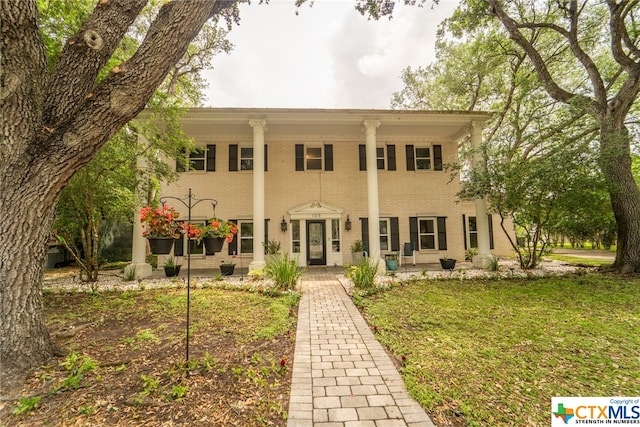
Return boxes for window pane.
[379,220,388,234]
[470,234,478,248]
[307,159,322,170]
[240,147,253,171]
[420,235,435,250]
[380,236,389,250]
[189,239,204,254]
[469,217,477,231]
[416,159,431,170]
[376,147,385,169]
[240,239,253,253]
[332,219,339,240]
[190,159,205,170]
[419,219,434,234]
[241,222,253,237]
[306,147,322,170]
[292,220,300,240]
[415,147,431,170]
[307,147,322,158]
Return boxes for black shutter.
[360,218,369,254]
[229,144,238,172]
[437,217,447,250]
[387,144,396,171]
[390,217,399,251]
[488,214,494,249]
[462,214,467,250]
[228,219,237,255]
[264,144,268,172]
[434,144,443,171]
[406,145,415,171]
[359,144,366,171]
[295,144,304,171]
[324,144,333,171]
[409,217,418,251]
[265,218,269,245]
[206,144,216,171]
[174,235,184,256]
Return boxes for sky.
[202,0,459,109]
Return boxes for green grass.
[543,253,613,266]
[361,274,640,427]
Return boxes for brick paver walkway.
[287,273,436,427]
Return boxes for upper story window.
[405,144,443,171]
[295,144,333,171]
[176,144,216,172]
[229,144,268,172]
[358,144,396,171]
[240,147,253,171]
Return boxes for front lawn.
[1,286,299,426]
[360,274,640,426]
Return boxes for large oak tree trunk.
[487,0,640,273]
[1,0,236,388]
[0,182,63,390]
[600,121,640,273]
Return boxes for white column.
[125,132,153,279]
[471,121,493,269]
[364,120,382,266]
[249,120,267,272]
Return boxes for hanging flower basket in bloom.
[140,205,180,254]
[196,218,238,254]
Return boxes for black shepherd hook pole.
[160,188,217,368]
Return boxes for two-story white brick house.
[129,108,513,276]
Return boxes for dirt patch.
[1,279,298,427]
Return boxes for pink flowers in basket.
[139,205,180,238]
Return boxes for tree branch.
[42,0,147,129]
[42,0,238,193]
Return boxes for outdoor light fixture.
[345,214,352,231]
[281,216,288,232]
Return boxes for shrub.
[346,259,378,290]
[465,247,478,261]
[264,253,302,290]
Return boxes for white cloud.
[202,0,458,109]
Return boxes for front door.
[306,221,326,265]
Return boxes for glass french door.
[306,221,326,265]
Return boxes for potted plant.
[385,253,399,271]
[439,256,457,270]
[219,260,236,276]
[139,204,180,254]
[163,256,181,277]
[351,240,365,265]
[196,218,238,255]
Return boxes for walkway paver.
[287,273,436,427]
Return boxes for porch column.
[249,119,267,272]
[125,132,153,279]
[364,120,382,264]
[471,120,493,269]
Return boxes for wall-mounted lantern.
[345,214,352,231]
[281,216,288,232]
